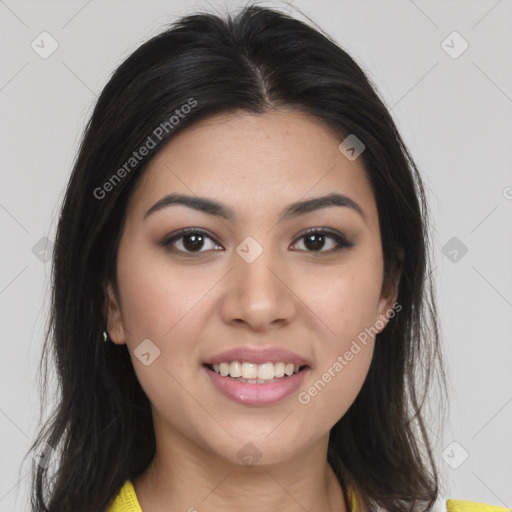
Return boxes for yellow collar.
[107,479,510,512]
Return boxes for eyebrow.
[144,192,366,223]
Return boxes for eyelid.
[160,227,221,252]
[292,227,354,251]
[160,226,354,255]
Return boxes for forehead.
[126,109,377,225]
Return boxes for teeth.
[274,362,285,377]
[257,362,274,380]
[209,361,303,380]
[230,361,241,377]
[242,362,258,379]
[284,363,294,376]
[219,362,230,376]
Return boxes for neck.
[133,425,348,512]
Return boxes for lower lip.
[202,365,310,406]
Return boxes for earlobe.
[104,282,126,345]
[376,292,399,334]
[376,249,404,332]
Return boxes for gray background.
[1,0,511,510]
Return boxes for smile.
[203,363,310,405]
[208,361,304,381]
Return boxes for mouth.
[202,361,310,406]
[203,362,310,384]
[202,346,312,405]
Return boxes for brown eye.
[160,228,222,255]
[291,228,353,254]
[160,226,353,257]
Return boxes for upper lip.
[204,346,311,366]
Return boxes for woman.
[25,4,505,512]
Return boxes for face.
[106,109,400,467]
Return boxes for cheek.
[297,276,379,429]
[116,233,210,342]
[115,233,233,395]
[115,242,213,411]
[294,248,383,421]
[299,344,374,433]
[304,249,384,346]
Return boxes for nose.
[220,247,297,332]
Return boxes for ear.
[104,281,127,345]
[375,247,404,333]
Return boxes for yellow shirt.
[107,479,510,512]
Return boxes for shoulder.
[107,480,142,512]
[106,482,510,512]
[446,499,510,512]
[351,493,509,512]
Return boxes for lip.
[202,365,310,406]
[204,346,312,366]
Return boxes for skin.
[105,109,401,512]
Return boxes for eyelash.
[159,227,354,256]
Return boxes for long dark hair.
[24,4,448,511]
